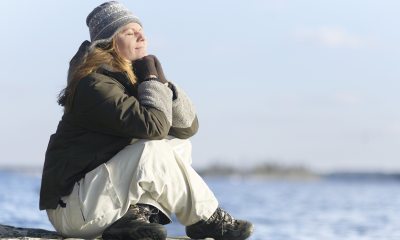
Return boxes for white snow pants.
[46,137,219,239]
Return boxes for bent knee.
[141,139,171,149]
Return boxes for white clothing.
[46,137,218,239]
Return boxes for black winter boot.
[185,207,254,240]
[102,204,167,240]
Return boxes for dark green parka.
[39,66,198,210]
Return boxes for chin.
[137,49,147,56]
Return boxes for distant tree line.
[195,162,400,181]
[195,162,319,180]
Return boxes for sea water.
[0,170,399,240]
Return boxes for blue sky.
[1,0,399,172]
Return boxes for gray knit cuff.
[138,81,173,125]
[169,83,196,128]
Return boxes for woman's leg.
[105,138,219,226]
[47,138,219,238]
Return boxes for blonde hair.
[58,38,136,112]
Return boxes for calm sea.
[0,169,399,240]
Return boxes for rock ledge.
[0,224,198,239]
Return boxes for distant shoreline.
[195,163,400,181]
[1,164,400,181]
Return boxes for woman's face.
[115,22,147,61]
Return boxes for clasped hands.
[132,55,168,85]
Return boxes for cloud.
[294,26,372,49]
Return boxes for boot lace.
[130,204,161,223]
[205,207,239,235]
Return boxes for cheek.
[116,38,133,59]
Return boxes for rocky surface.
[0,224,61,239]
[0,224,197,239]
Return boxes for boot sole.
[129,226,167,240]
[186,221,254,240]
[103,223,167,240]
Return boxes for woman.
[39,1,254,240]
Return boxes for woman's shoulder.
[77,69,126,92]
[73,71,128,105]
[79,70,119,87]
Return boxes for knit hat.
[86,1,142,46]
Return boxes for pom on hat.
[86,1,141,45]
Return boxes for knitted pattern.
[86,1,141,43]
[138,81,173,125]
[170,83,197,128]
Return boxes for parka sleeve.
[71,74,173,139]
[167,82,199,139]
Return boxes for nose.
[135,31,145,42]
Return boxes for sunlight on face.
[114,22,147,61]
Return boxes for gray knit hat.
[86,1,141,45]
